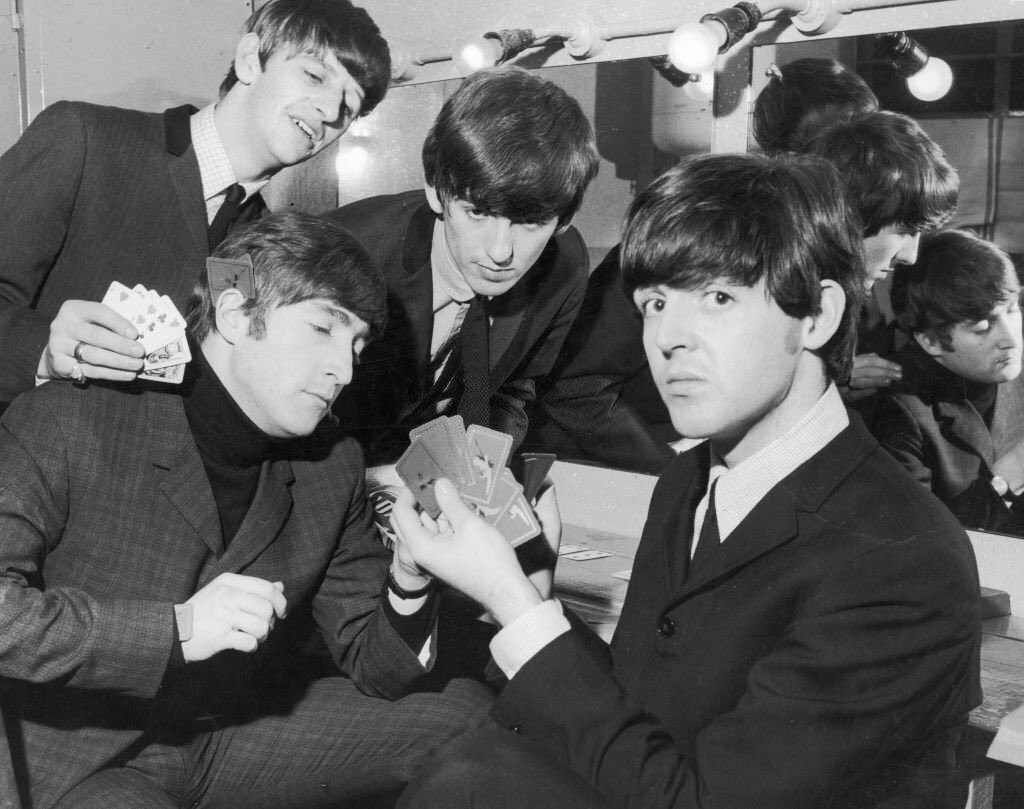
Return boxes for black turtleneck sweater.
[182,347,285,550]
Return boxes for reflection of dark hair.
[188,211,387,342]
[892,229,1018,351]
[422,65,600,227]
[799,110,959,238]
[620,152,865,382]
[753,58,878,155]
[220,0,391,116]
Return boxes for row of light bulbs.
[394,2,954,103]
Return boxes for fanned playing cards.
[101,281,191,384]
[395,416,555,547]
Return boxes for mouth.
[662,374,706,394]
[307,390,334,407]
[291,117,320,148]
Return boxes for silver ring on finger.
[73,341,87,363]
[69,363,88,388]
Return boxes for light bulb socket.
[650,55,692,87]
[481,28,537,64]
[700,2,763,54]
[876,31,929,78]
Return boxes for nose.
[994,313,1023,350]
[649,297,693,356]
[326,344,355,389]
[486,218,514,267]
[897,232,921,266]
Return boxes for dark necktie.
[689,479,721,576]
[208,183,246,251]
[457,296,491,428]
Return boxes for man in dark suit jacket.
[873,229,1024,535]
[327,66,600,465]
[393,154,981,808]
[0,213,492,808]
[0,0,390,407]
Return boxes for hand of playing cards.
[101,281,191,383]
[396,416,555,548]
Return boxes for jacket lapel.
[163,105,208,263]
[674,418,876,600]
[203,459,295,584]
[145,392,223,557]
[936,401,995,465]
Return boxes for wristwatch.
[174,603,194,643]
[992,475,1010,498]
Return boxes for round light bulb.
[667,22,722,75]
[906,56,953,102]
[452,36,503,76]
[334,141,370,180]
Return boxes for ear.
[213,288,250,344]
[914,329,945,358]
[424,183,444,216]
[233,32,263,86]
[802,280,845,351]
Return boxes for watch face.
[992,475,1010,497]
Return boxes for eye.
[311,321,332,336]
[705,289,735,308]
[634,294,664,317]
[969,320,992,335]
[305,69,325,85]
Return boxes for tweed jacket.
[493,416,981,808]
[872,341,1024,533]
[0,379,425,807]
[0,101,264,405]
[326,191,588,464]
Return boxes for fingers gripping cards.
[396,417,550,547]
[101,281,190,383]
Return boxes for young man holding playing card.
[0,0,390,407]
[0,212,492,809]
[327,65,600,465]
[392,153,982,809]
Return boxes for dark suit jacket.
[493,416,981,808]
[525,245,676,475]
[0,101,264,405]
[872,342,1024,534]
[326,191,588,464]
[0,380,426,808]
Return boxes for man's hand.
[842,353,902,401]
[179,573,287,663]
[392,479,543,627]
[37,300,145,382]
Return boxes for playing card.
[474,467,521,522]
[563,549,612,561]
[139,362,186,384]
[612,569,633,581]
[395,437,445,518]
[409,417,465,487]
[443,415,475,486]
[519,452,556,503]
[558,543,589,556]
[144,336,191,370]
[463,425,513,505]
[491,491,542,547]
[101,281,145,320]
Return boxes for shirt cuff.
[490,599,571,680]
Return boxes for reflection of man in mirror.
[873,229,1024,534]
[800,110,960,401]
[392,153,981,809]
[327,65,600,465]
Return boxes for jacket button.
[511,724,523,735]
[657,617,675,638]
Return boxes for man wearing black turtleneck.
[0,212,492,809]
[873,229,1024,534]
